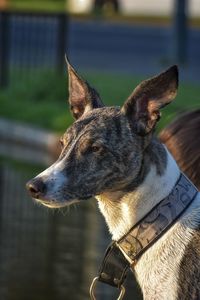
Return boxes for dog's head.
[26,61,178,208]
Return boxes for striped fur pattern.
[26,63,200,299]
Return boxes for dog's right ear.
[66,57,104,120]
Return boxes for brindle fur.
[26,62,200,299]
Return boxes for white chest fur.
[96,149,200,299]
[97,149,180,241]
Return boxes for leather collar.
[90,173,198,298]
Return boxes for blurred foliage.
[5,1,200,27]
[0,70,199,133]
[9,0,66,12]
[0,155,43,174]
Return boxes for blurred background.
[0,0,199,299]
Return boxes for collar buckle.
[90,276,126,300]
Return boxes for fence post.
[0,11,9,88]
[57,13,68,73]
[0,166,2,230]
[173,0,188,64]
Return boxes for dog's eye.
[91,145,102,152]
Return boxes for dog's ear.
[66,58,103,119]
[121,65,178,135]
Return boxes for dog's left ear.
[66,58,104,119]
[121,65,178,135]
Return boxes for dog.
[26,62,200,300]
[159,109,200,190]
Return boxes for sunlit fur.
[97,149,180,240]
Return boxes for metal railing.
[0,9,68,88]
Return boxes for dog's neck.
[96,144,180,241]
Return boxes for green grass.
[0,155,43,174]
[0,70,200,133]
[9,0,65,12]
[71,14,200,28]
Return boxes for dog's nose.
[26,179,46,198]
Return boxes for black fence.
[0,162,102,300]
[0,160,142,300]
[0,10,68,88]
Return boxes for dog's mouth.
[33,194,93,208]
[34,196,80,208]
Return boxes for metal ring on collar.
[89,276,126,300]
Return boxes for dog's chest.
[134,229,184,299]
[134,195,200,300]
